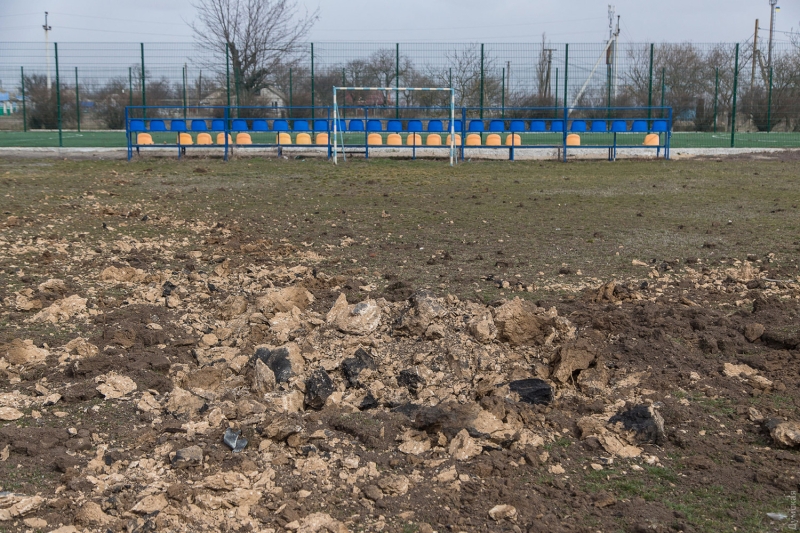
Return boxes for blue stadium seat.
[130,120,145,131]
[652,120,668,132]
[252,119,269,131]
[313,119,329,131]
[530,120,546,132]
[386,120,403,132]
[509,120,526,132]
[468,120,484,132]
[293,120,310,131]
[550,120,564,132]
[427,120,444,132]
[611,120,627,132]
[170,120,187,132]
[333,119,347,132]
[489,120,505,132]
[570,120,587,132]
[590,120,607,132]
[231,119,249,131]
[631,120,648,132]
[407,120,423,132]
[149,120,166,131]
[272,119,289,131]
[348,120,364,131]
[191,119,207,131]
[210,119,225,131]
[367,119,383,132]
[447,120,462,132]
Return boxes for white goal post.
[332,86,456,166]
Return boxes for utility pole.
[768,0,777,70]
[506,61,511,104]
[43,12,52,91]
[607,6,621,100]
[544,49,555,98]
[751,19,759,92]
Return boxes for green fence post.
[766,66,773,132]
[730,43,739,148]
[395,43,399,119]
[55,43,62,147]
[713,67,718,133]
[182,65,187,120]
[140,43,146,120]
[20,67,27,132]
[234,67,240,118]
[501,67,505,119]
[647,43,654,121]
[310,43,315,120]
[660,67,666,118]
[564,44,569,110]
[128,67,133,109]
[289,67,292,110]
[75,67,80,132]
[225,44,231,110]
[479,43,484,119]
[554,67,558,111]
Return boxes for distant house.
[0,93,18,116]
[258,86,286,108]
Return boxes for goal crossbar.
[332,86,455,166]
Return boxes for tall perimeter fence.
[1,40,799,148]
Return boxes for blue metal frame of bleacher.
[125,105,672,161]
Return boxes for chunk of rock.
[508,379,553,405]
[0,494,45,521]
[64,337,98,358]
[743,323,765,342]
[468,312,496,343]
[723,363,758,378]
[131,493,168,514]
[259,286,315,313]
[576,365,609,395]
[398,367,427,395]
[100,266,146,283]
[448,429,483,461]
[0,407,24,421]
[166,387,206,418]
[377,474,410,496]
[95,372,137,399]
[14,291,41,311]
[488,504,517,521]
[295,512,348,533]
[3,339,49,366]
[32,295,87,323]
[766,419,800,447]
[172,445,203,467]
[218,294,248,319]
[492,298,549,346]
[326,293,381,336]
[304,369,335,410]
[552,339,596,383]
[609,404,666,445]
[341,347,377,388]
[254,343,304,383]
[223,428,248,452]
[74,501,113,527]
[252,358,277,395]
[395,290,447,336]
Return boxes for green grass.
[2,129,800,149]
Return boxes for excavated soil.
[0,158,799,533]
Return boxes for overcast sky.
[1,0,798,44]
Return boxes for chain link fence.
[1,40,798,147]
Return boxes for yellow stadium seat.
[296,133,312,145]
[315,133,329,145]
[566,133,581,146]
[505,134,522,146]
[277,132,292,144]
[485,134,501,146]
[216,133,233,145]
[445,134,461,145]
[407,133,423,146]
[236,133,252,145]
[136,133,153,145]
[368,133,383,145]
[466,134,482,146]
[196,133,213,145]
[426,134,442,146]
[177,132,193,145]
[387,133,402,146]
[643,133,659,146]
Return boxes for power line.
[50,12,189,27]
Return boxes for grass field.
[2,129,800,150]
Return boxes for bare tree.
[191,0,318,100]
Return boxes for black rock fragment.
[342,348,377,388]
[397,368,426,395]
[222,428,248,453]
[609,404,665,445]
[509,379,553,405]
[304,369,335,410]
[255,347,294,383]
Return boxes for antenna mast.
[43,12,52,91]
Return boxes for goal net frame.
[332,86,456,166]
